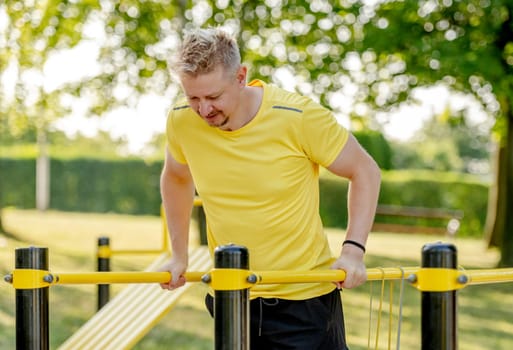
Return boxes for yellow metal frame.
[207,269,254,290]
[11,269,52,289]
[466,268,513,285]
[8,266,513,291]
[95,198,204,259]
[7,198,209,289]
[409,268,467,292]
[97,245,112,259]
[252,269,346,284]
[10,269,204,290]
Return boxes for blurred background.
[2,2,513,349]
[1,0,512,265]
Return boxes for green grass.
[1,208,511,349]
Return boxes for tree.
[353,0,513,265]
[0,0,185,233]
[199,1,512,264]
[392,106,492,173]
[0,1,103,233]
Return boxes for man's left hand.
[331,248,367,289]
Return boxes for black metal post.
[97,236,111,310]
[214,244,250,350]
[15,246,49,350]
[197,206,208,245]
[421,242,457,350]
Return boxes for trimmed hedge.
[0,158,489,237]
[0,158,163,216]
[319,169,489,238]
[0,158,36,207]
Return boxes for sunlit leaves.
[0,1,101,141]
[363,0,511,103]
[2,0,511,140]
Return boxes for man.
[159,27,381,349]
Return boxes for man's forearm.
[345,165,381,245]
[160,173,196,260]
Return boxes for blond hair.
[175,28,241,77]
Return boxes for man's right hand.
[158,256,188,290]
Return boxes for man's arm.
[159,148,196,290]
[327,133,381,289]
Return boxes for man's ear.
[236,66,247,86]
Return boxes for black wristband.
[342,239,366,253]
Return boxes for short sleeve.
[166,110,187,164]
[301,104,349,167]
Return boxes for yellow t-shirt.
[166,80,349,300]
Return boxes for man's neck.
[222,86,263,131]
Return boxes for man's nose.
[198,100,212,117]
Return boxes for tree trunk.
[500,111,513,267]
[0,209,5,233]
[486,143,506,248]
[0,163,7,234]
[495,0,513,267]
[487,108,513,267]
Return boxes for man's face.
[180,66,245,130]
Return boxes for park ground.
[0,208,511,350]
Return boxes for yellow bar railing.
[54,271,205,285]
[95,198,205,259]
[9,266,513,291]
[465,268,513,285]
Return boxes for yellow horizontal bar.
[253,267,418,285]
[51,271,204,285]
[254,270,346,284]
[12,267,419,289]
[466,268,513,285]
[10,266,513,290]
[366,267,419,281]
[7,267,421,290]
[194,196,202,206]
[110,249,168,256]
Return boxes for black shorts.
[205,288,348,350]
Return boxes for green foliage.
[46,130,133,159]
[380,170,489,237]
[0,158,163,215]
[319,169,489,237]
[418,140,461,172]
[0,144,39,159]
[0,129,138,160]
[1,156,488,237]
[0,1,101,140]
[51,159,162,215]
[353,130,392,170]
[0,158,36,208]
[388,106,493,173]
[392,138,464,172]
[355,1,512,263]
[362,1,511,87]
